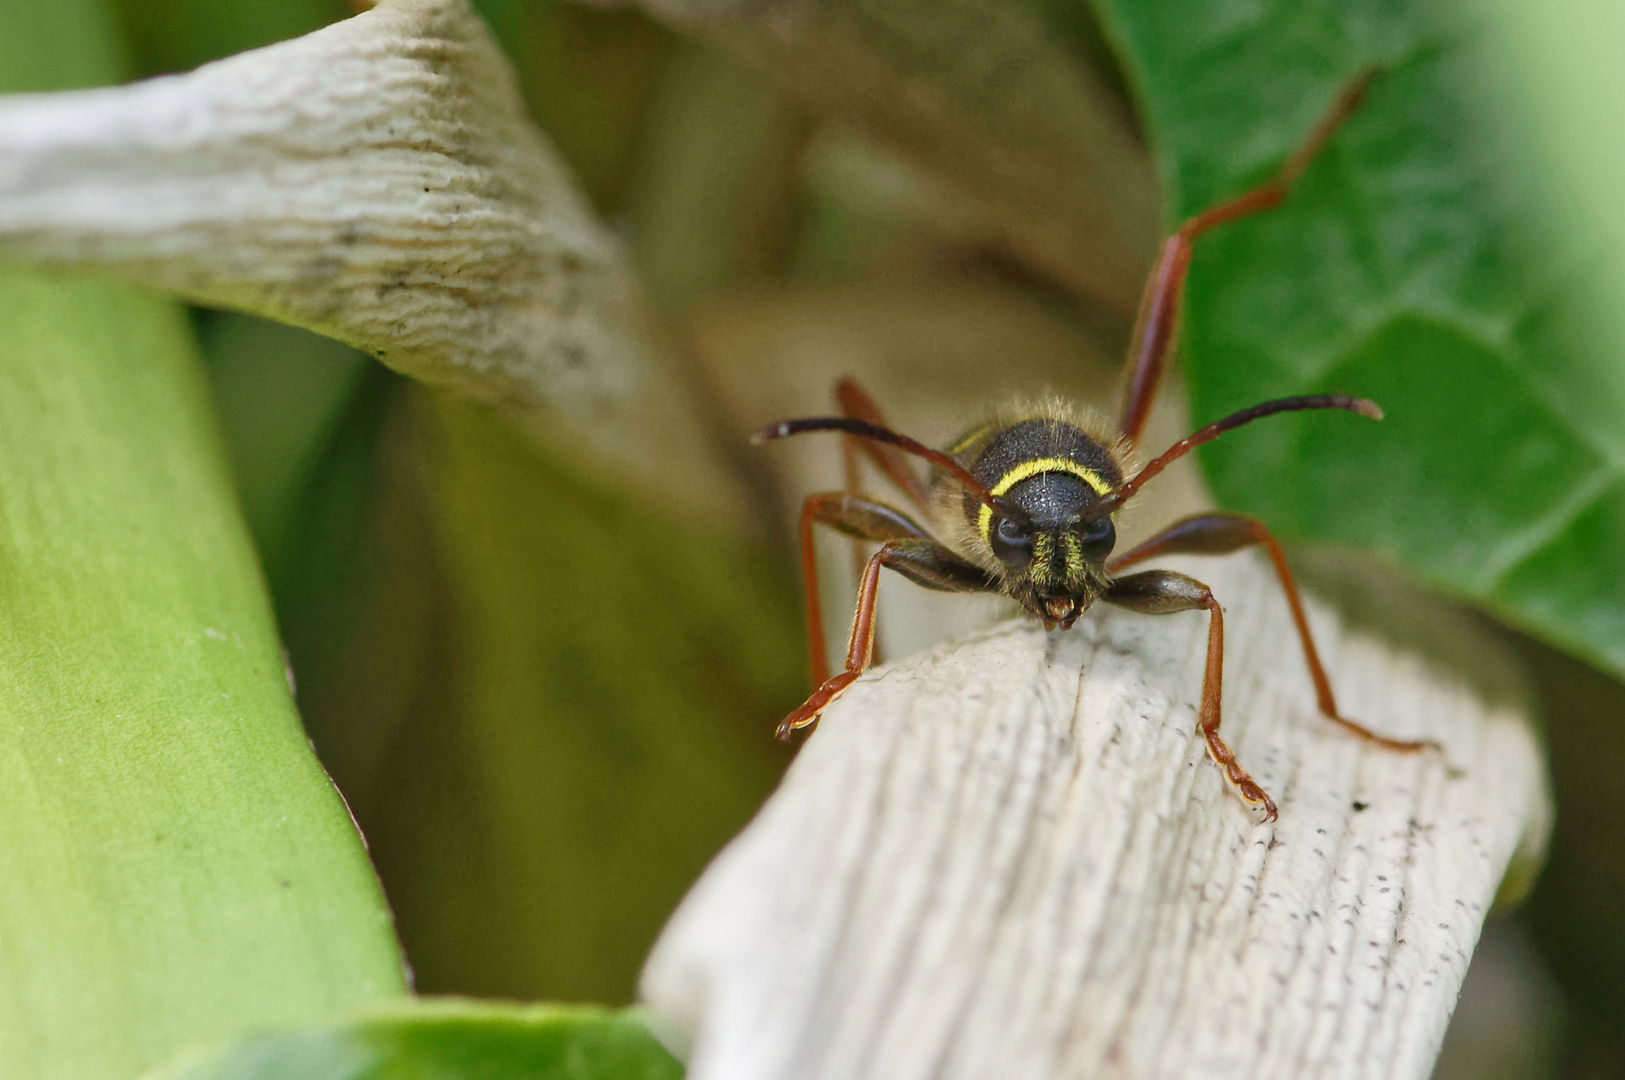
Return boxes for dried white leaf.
[0,0,733,505]
[641,553,1550,1080]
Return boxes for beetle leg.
[833,378,929,600]
[1105,569,1277,821]
[1119,70,1375,445]
[799,493,936,687]
[835,376,935,512]
[783,528,998,740]
[1111,511,1438,754]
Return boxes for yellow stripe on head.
[978,458,1113,547]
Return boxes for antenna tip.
[1353,398,1384,421]
[750,422,789,446]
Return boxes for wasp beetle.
[756,70,1437,821]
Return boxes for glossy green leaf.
[148,1000,682,1080]
[1089,0,1625,679]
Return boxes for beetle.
[755,70,1435,821]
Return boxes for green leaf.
[105,0,349,78]
[320,394,798,1003]
[0,4,407,1075]
[202,313,370,576]
[0,0,128,92]
[146,1000,683,1080]
[1089,0,1625,680]
[0,272,407,1079]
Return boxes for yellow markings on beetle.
[978,457,1114,547]
[1062,530,1086,582]
[1029,533,1055,586]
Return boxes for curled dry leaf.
[619,0,1160,313]
[0,0,736,510]
[641,552,1550,1080]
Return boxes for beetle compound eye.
[1079,515,1116,562]
[991,516,1034,569]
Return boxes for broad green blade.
[146,1000,682,1080]
[1089,0,1625,680]
[0,3,406,1075]
[0,273,407,1079]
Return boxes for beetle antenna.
[1086,394,1382,517]
[754,417,1031,525]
